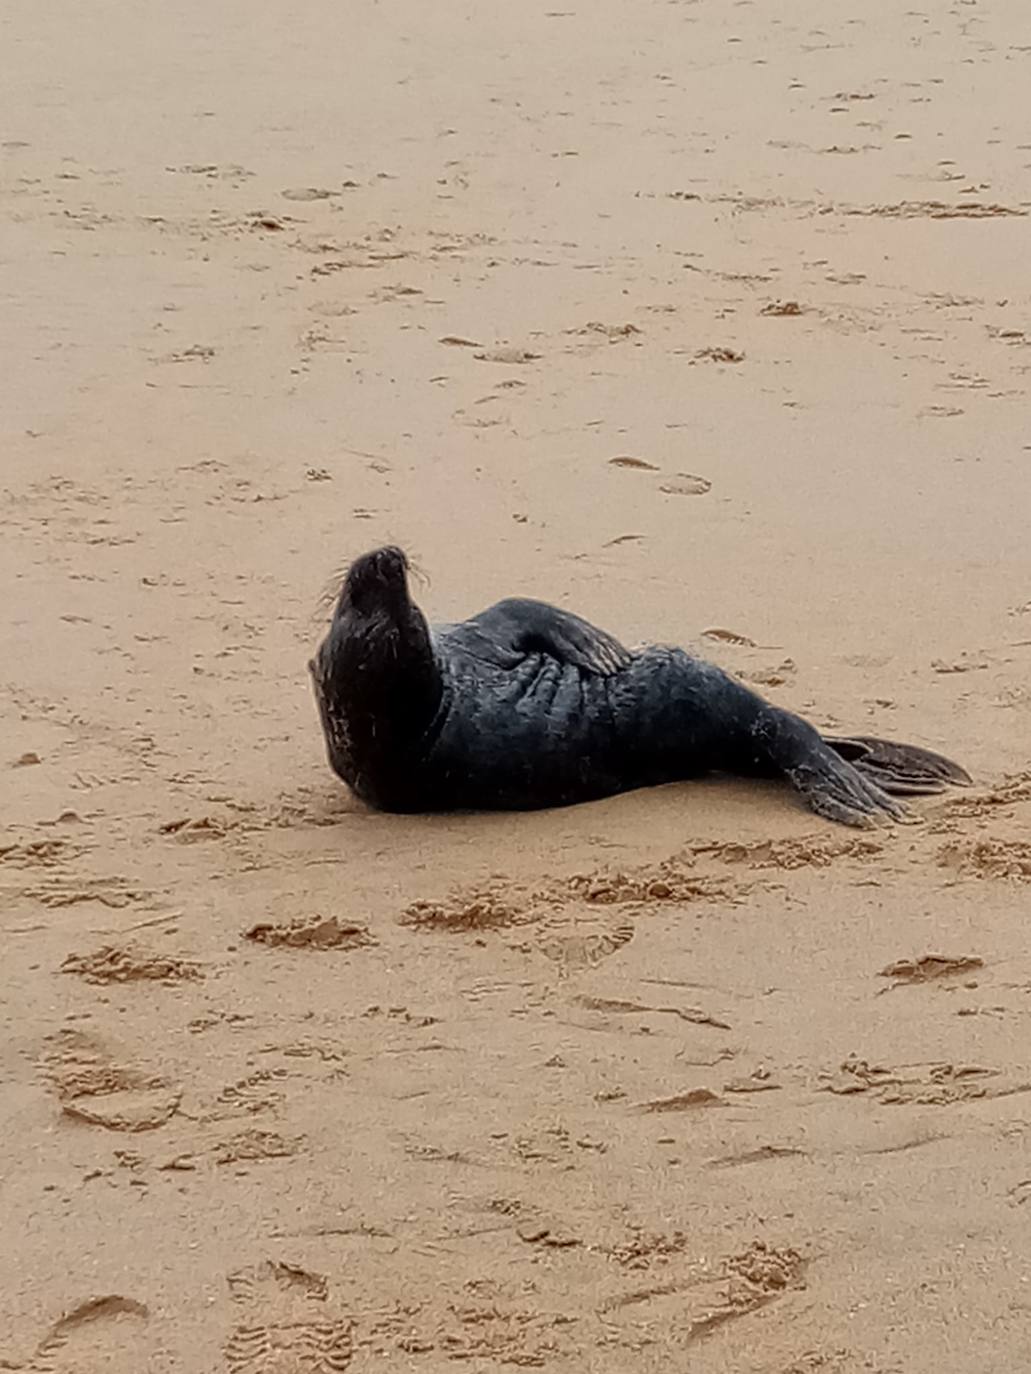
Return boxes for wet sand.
[2,1,1031,1369]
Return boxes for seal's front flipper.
[824,735,972,795]
[462,597,633,675]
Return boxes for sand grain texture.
[2,1,1030,1370]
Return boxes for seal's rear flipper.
[823,735,971,795]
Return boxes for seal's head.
[339,544,411,618]
[310,545,442,809]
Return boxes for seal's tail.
[823,735,972,796]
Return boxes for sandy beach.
[2,1,1031,1369]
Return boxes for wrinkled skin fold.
[309,546,971,827]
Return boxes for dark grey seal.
[309,546,970,826]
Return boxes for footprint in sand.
[60,944,202,985]
[938,837,1031,879]
[214,1129,305,1167]
[878,954,984,987]
[659,474,712,496]
[517,920,635,977]
[609,455,659,470]
[208,1069,288,1121]
[281,186,338,202]
[819,1055,1029,1106]
[24,1295,150,1374]
[244,914,376,950]
[224,1260,353,1373]
[40,1029,181,1134]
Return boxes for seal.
[309,546,970,826]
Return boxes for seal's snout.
[372,545,409,577]
[342,544,411,614]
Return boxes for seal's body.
[310,547,969,826]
